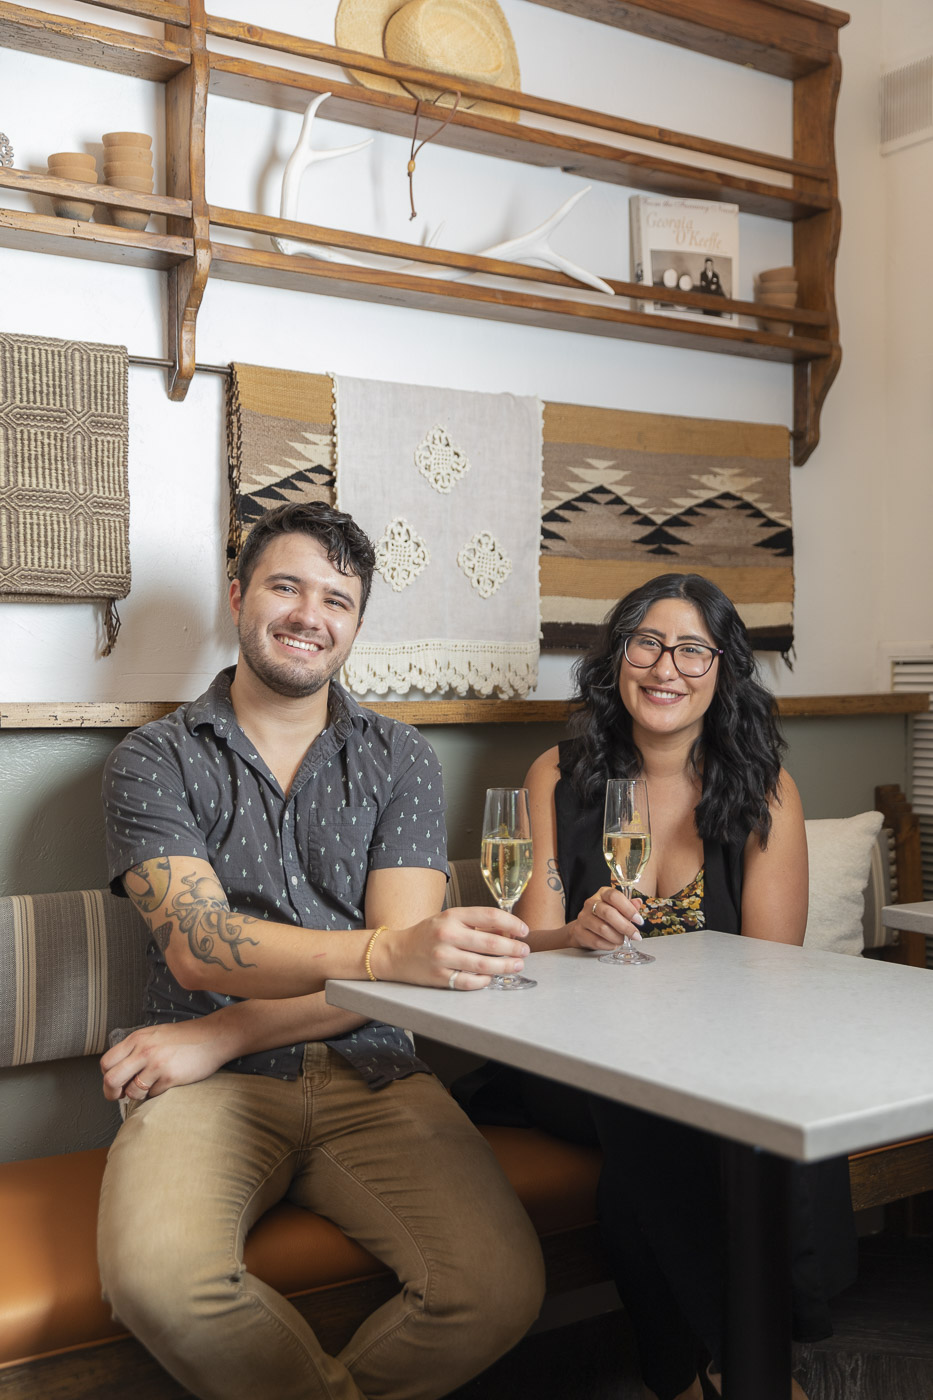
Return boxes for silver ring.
[592,900,599,916]
[448,970,459,991]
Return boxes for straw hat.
[335,0,521,122]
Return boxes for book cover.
[630,195,739,323]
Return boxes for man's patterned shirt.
[103,668,447,1088]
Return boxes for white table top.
[882,901,933,935]
[327,932,933,1163]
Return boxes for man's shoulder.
[105,674,231,775]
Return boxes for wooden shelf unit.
[0,0,848,460]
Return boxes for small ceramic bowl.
[106,175,153,192]
[102,131,152,149]
[48,151,96,168]
[48,166,98,186]
[757,266,796,282]
[758,318,794,336]
[110,208,152,231]
[103,146,152,166]
[755,279,797,297]
[103,161,154,180]
[758,290,797,306]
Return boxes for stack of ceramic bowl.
[46,151,97,221]
[755,266,798,335]
[102,131,153,231]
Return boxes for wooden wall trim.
[0,694,926,729]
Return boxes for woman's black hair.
[566,573,786,846]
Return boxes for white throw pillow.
[804,811,884,956]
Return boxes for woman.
[509,574,855,1400]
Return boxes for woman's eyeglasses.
[622,633,722,678]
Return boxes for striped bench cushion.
[0,890,146,1068]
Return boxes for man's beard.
[237,620,347,699]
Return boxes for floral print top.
[639,868,706,937]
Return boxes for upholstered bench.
[0,791,929,1398]
[0,873,605,1399]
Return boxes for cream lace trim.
[343,640,539,698]
[415,424,471,494]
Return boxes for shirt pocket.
[299,807,378,911]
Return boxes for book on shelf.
[629,195,739,323]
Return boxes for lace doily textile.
[334,374,543,697]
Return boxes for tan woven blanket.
[0,332,129,653]
[227,366,793,658]
[226,362,335,577]
[541,404,792,654]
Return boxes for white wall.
[1,0,927,704]
[879,0,933,666]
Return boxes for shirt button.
[291,875,298,886]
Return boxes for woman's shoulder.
[773,767,804,817]
[525,745,562,789]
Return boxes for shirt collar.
[185,669,369,753]
[186,667,238,737]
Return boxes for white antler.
[272,98,613,295]
[272,93,375,267]
[470,189,613,295]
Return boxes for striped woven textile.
[0,333,130,653]
[0,890,147,1068]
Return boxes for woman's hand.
[100,1018,238,1103]
[568,886,646,951]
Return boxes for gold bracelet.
[365,926,388,982]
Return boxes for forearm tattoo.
[547,858,566,912]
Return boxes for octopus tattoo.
[170,874,260,971]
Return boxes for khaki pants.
[98,1044,544,1400]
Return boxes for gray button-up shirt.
[103,668,446,1087]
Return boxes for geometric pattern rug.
[226,362,335,578]
[227,365,793,655]
[541,402,793,653]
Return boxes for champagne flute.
[480,787,537,991]
[599,778,655,966]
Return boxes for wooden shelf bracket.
[165,0,211,401]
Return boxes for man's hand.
[373,906,530,990]
[100,1019,238,1102]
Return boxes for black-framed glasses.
[622,633,722,678]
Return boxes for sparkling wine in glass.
[600,778,655,966]
[480,787,537,991]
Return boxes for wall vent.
[880,56,933,154]
[891,654,933,967]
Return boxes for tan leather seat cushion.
[0,1127,600,1367]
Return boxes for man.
[97,501,544,1400]
[699,256,726,316]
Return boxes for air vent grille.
[881,56,933,154]
[891,656,933,967]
